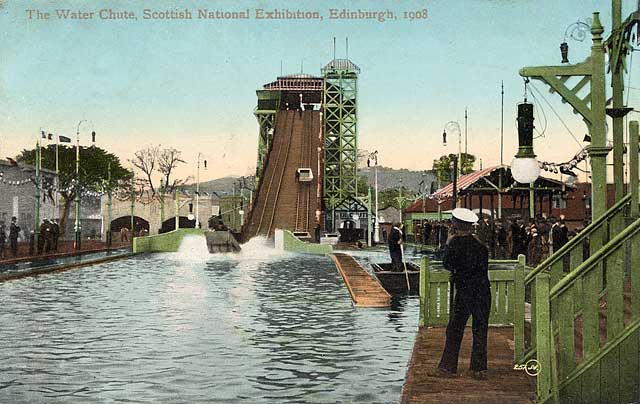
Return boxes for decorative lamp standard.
[510,101,540,184]
[367,150,379,243]
[443,121,462,176]
[511,100,539,219]
[443,131,459,209]
[74,120,95,250]
[196,153,207,229]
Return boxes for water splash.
[175,235,210,260]
[236,236,292,262]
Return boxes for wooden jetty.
[331,253,391,307]
[400,326,536,404]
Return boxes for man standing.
[9,216,20,258]
[430,208,491,380]
[51,219,60,252]
[0,220,6,259]
[388,222,403,271]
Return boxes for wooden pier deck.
[401,326,536,404]
[331,253,391,307]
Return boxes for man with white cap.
[430,207,491,380]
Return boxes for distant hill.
[189,168,438,196]
[359,166,438,193]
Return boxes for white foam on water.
[175,235,210,261]
[235,236,293,262]
[170,234,293,265]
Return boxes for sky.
[1,0,639,184]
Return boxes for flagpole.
[35,131,42,251]
[55,136,59,220]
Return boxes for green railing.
[534,216,640,404]
[419,256,527,328]
[515,193,633,362]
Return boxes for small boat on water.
[205,230,241,253]
[372,262,421,295]
[205,216,241,253]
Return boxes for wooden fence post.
[419,255,429,327]
[535,272,553,402]
[514,254,526,361]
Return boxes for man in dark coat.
[431,208,491,380]
[388,222,403,271]
[51,219,60,252]
[0,220,6,259]
[9,216,20,258]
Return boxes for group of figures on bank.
[0,217,61,259]
[416,215,583,266]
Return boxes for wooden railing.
[419,256,527,328]
[534,216,640,403]
[515,193,633,362]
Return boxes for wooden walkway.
[401,327,536,404]
[331,253,391,307]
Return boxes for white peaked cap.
[451,208,479,224]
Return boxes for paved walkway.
[401,326,536,404]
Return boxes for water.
[0,239,419,404]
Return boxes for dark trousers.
[438,284,491,372]
[390,249,403,271]
[10,238,18,257]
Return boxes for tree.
[130,145,187,195]
[378,186,416,210]
[17,145,132,239]
[432,153,476,184]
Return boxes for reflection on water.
[0,244,418,404]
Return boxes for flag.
[41,130,46,139]
[48,133,53,140]
[59,135,71,143]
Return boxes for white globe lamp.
[511,101,540,184]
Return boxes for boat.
[371,262,421,295]
[205,215,241,253]
[205,230,241,253]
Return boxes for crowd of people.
[0,216,61,258]
[416,214,584,266]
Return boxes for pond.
[0,236,419,404]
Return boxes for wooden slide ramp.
[331,253,391,307]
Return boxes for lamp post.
[443,130,460,208]
[106,162,112,247]
[443,121,462,176]
[368,151,379,243]
[196,153,207,229]
[159,178,165,232]
[74,120,95,250]
[511,100,540,220]
[34,132,42,250]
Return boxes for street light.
[74,119,95,250]
[443,121,462,176]
[511,101,540,184]
[560,20,591,63]
[196,153,207,229]
[367,150,379,243]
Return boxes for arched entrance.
[111,216,150,237]
[160,216,196,233]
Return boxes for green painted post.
[175,188,180,230]
[606,248,625,341]
[583,262,601,358]
[160,178,165,231]
[514,254,526,361]
[611,0,624,205]
[419,256,427,326]
[588,13,609,251]
[535,272,553,402]
[420,256,430,327]
[34,140,41,250]
[631,121,639,218]
[557,285,576,381]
